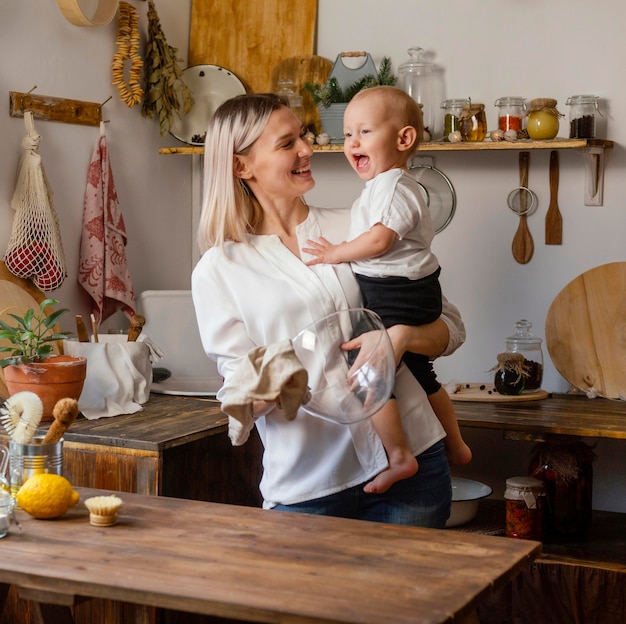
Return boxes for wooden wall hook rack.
[9,90,103,127]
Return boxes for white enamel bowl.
[291,308,396,425]
[446,477,493,528]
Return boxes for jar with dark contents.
[529,438,595,541]
[505,476,545,540]
[441,98,469,141]
[491,353,527,395]
[505,319,543,391]
[494,97,526,133]
[459,102,487,142]
[566,95,599,138]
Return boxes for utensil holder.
[9,433,63,503]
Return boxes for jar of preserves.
[505,476,545,541]
[441,98,470,141]
[566,94,599,138]
[494,97,526,133]
[525,98,563,139]
[459,102,487,142]
[491,353,526,395]
[529,438,595,541]
[505,319,543,391]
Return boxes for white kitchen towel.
[78,122,135,325]
[220,340,311,446]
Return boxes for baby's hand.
[302,236,342,266]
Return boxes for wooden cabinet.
[452,393,626,624]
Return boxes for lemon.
[16,474,80,519]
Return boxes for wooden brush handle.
[127,314,145,342]
[42,398,79,443]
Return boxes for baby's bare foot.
[364,455,418,494]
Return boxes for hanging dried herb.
[141,0,194,136]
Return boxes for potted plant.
[305,56,396,143]
[0,299,86,422]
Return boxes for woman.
[192,93,465,527]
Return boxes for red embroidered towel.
[78,123,135,324]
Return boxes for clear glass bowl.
[291,308,396,425]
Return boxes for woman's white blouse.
[192,206,456,509]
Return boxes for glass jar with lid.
[276,78,305,126]
[505,476,545,541]
[494,97,526,133]
[458,102,487,142]
[398,47,445,140]
[529,438,595,541]
[566,94,600,138]
[505,319,544,391]
[525,98,563,139]
[441,98,470,141]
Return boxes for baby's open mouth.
[354,154,370,170]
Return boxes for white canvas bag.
[63,335,159,419]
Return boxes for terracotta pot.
[3,355,87,422]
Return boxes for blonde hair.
[351,86,424,157]
[197,93,288,254]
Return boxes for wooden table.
[0,488,541,624]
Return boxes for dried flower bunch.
[141,0,194,135]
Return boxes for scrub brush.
[42,398,79,444]
[84,495,123,526]
[0,392,43,444]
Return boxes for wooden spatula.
[512,151,534,264]
[545,150,563,245]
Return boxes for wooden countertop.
[454,393,626,440]
[57,393,226,452]
[0,488,541,624]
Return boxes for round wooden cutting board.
[545,262,626,399]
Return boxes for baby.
[303,86,471,493]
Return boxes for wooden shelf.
[453,499,626,572]
[159,137,614,205]
[159,137,613,155]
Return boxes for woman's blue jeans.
[272,440,452,528]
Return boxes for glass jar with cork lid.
[525,98,563,139]
[458,102,487,142]
[505,319,543,391]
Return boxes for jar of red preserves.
[529,438,595,541]
[494,97,526,134]
[505,476,545,541]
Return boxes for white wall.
[0,1,623,511]
[0,1,194,332]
